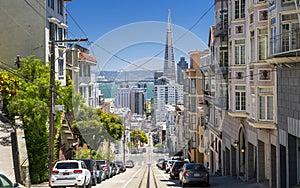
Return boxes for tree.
[130,129,148,146]
[2,56,74,183]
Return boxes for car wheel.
[181,180,186,187]
[97,176,101,183]
[87,179,92,188]
[92,176,97,186]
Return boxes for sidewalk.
[210,175,268,188]
[31,182,49,188]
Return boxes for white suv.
[50,160,91,188]
[166,160,177,173]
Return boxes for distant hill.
[96,70,157,83]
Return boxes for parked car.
[179,163,210,187]
[170,160,189,179]
[78,158,98,186]
[50,160,91,188]
[0,173,19,187]
[125,160,135,168]
[166,159,177,173]
[95,164,104,183]
[115,161,126,172]
[110,162,118,176]
[96,160,112,179]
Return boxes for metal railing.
[270,28,300,55]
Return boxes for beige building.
[183,51,207,163]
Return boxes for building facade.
[268,0,300,187]
[0,0,71,86]
[177,57,189,85]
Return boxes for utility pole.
[48,22,55,184]
[48,21,88,183]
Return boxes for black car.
[170,160,189,179]
[115,161,126,172]
[78,158,98,186]
[179,163,209,187]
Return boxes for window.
[192,133,196,149]
[235,0,245,19]
[191,96,196,112]
[191,79,196,94]
[250,87,256,119]
[88,86,92,98]
[270,26,276,54]
[79,63,83,77]
[57,0,63,15]
[250,70,254,81]
[235,40,245,65]
[58,51,64,77]
[282,18,300,52]
[259,88,273,120]
[191,114,196,130]
[220,47,228,67]
[250,13,254,24]
[58,28,63,41]
[250,31,255,62]
[259,70,271,80]
[259,10,268,21]
[258,28,268,60]
[235,25,244,34]
[48,0,54,9]
[235,86,246,111]
[235,71,244,79]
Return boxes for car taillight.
[103,165,108,169]
[52,170,59,175]
[73,169,83,174]
[183,171,189,177]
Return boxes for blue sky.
[66,1,214,71]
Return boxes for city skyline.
[66,1,214,72]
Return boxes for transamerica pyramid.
[163,9,176,83]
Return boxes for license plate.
[194,173,200,177]
[63,172,69,175]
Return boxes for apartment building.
[183,51,207,163]
[203,0,300,187]
[0,0,71,86]
[268,1,300,187]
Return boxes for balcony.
[215,21,228,37]
[270,29,300,60]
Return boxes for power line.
[65,2,214,73]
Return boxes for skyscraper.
[177,57,188,85]
[163,9,176,82]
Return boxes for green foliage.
[74,146,93,159]
[130,129,148,145]
[126,142,134,149]
[4,56,51,183]
[1,56,75,184]
[155,143,163,148]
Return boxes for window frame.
[235,39,246,65]
[258,87,274,121]
[235,85,246,111]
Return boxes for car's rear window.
[81,160,92,168]
[56,162,79,169]
[186,164,206,171]
[97,161,105,165]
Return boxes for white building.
[115,87,131,109]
